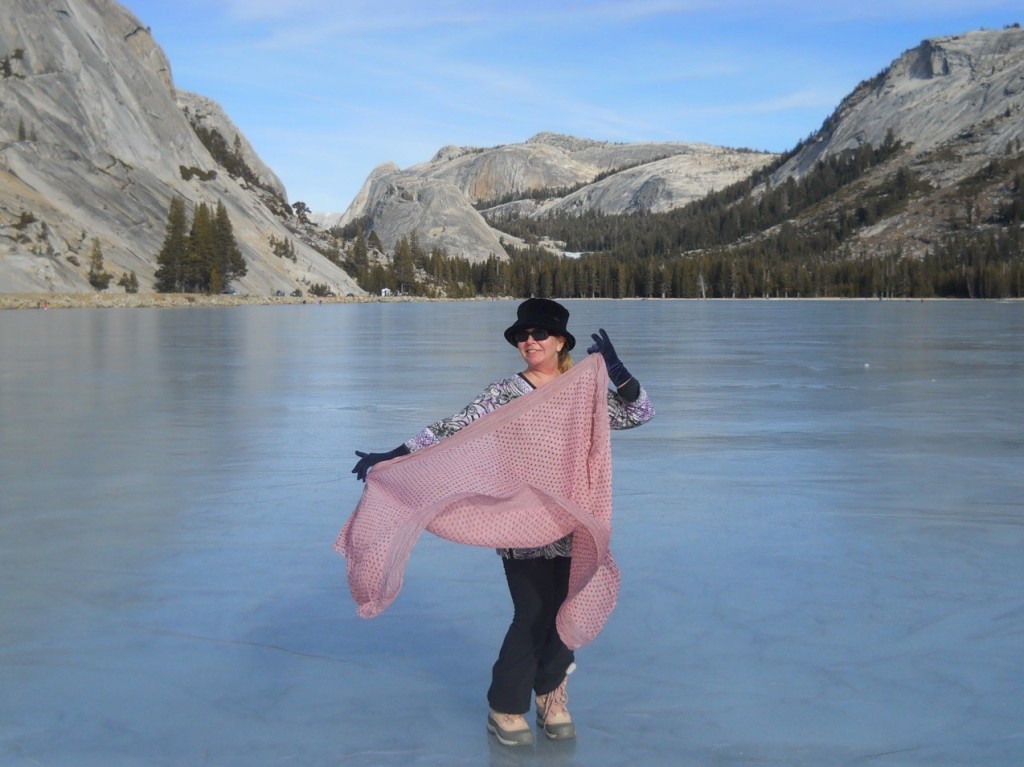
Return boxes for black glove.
[352,444,410,481]
[587,328,632,387]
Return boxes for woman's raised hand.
[587,328,632,387]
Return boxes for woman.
[352,298,654,746]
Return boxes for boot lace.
[492,711,528,730]
[538,675,570,722]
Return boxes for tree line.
[346,132,1023,299]
[155,198,246,293]
[490,132,906,256]
[335,227,1024,300]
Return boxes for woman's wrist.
[616,377,641,402]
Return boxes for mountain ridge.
[2,1,1021,297]
[772,25,1024,263]
[323,26,1023,274]
[316,133,775,262]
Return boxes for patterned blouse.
[404,369,655,559]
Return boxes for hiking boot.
[487,710,534,747]
[535,670,576,740]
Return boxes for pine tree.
[88,238,112,290]
[154,197,190,292]
[186,202,215,293]
[213,200,246,291]
[117,271,140,293]
[392,236,416,294]
[353,229,368,269]
[408,231,426,270]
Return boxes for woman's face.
[517,328,565,371]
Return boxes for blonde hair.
[557,342,573,373]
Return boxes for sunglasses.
[513,328,554,343]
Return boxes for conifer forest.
[336,136,1024,300]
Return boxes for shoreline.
[1,293,1016,310]
[0,292,448,310]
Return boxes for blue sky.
[121,1,1021,213]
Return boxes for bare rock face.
[778,27,1024,181]
[767,25,1024,262]
[417,141,597,204]
[362,173,509,261]
[323,131,777,263]
[175,91,287,202]
[532,147,776,217]
[0,0,362,296]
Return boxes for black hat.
[503,298,576,350]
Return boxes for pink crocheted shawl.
[335,353,617,649]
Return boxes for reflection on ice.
[1,301,1022,766]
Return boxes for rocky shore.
[0,292,396,310]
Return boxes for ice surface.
[1,300,1022,766]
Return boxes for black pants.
[487,556,575,714]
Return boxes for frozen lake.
[1,299,1022,766]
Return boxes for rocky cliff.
[319,133,776,262]
[773,25,1024,260]
[780,27,1024,181]
[0,0,362,295]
